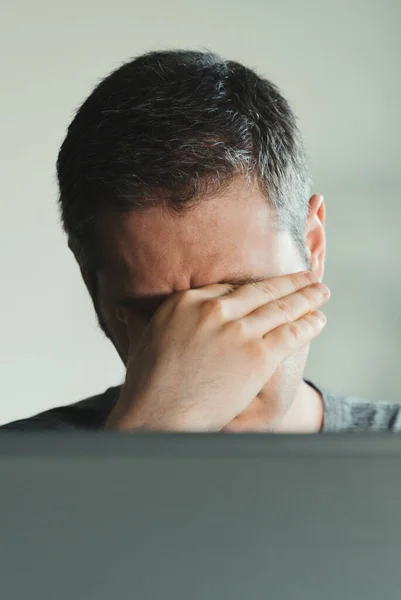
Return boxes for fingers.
[243,281,330,337]
[262,309,327,364]
[212,270,319,321]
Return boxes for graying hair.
[57,49,312,272]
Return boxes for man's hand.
[105,271,330,431]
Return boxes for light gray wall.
[1,0,400,424]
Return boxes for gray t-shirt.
[312,383,401,432]
[1,380,400,431]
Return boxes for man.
[2,49,400,432]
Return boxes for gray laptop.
[0,433,400,599]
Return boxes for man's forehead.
[94,184,276,271]
[93,189,293,312]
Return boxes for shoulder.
[321,386,401,432]
[0,386,121,431]
[340,395,401,432]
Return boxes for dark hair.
[57,49,311,273]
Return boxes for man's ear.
[305,194,326,281]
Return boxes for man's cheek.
[114,314,149,362]
[113,318,130,359]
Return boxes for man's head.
[56,49,325,429]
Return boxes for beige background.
[1,0,400,425]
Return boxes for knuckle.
[287,320,303,342]
[293,271,313,286]
[274,299,292,321]
[199,298,227,321]
[252,281,275,302]
[245,338,267,363]
[224,318,248,338]
[287,313,319,344]
[304,312,320,330]
[289,272,304,289]
[300,286,318,303]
